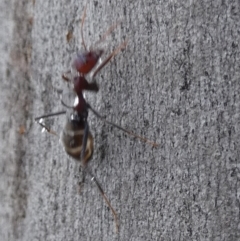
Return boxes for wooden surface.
[0,0,240,240]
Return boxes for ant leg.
[62,71,72,82]
[76,119,89,193]
[61,99,75,109]
[84,166,119,233]
[80,119,119,232]
[80,118,89,165]
[87,105,159,147]
[80,4,88,50]
[35,111,66,121]
[35,111,66,136]
[77,165,86,193]
[92,40,128,79]
[36,121,58,136]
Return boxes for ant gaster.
[35,5,158,233]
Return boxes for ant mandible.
[35,5,158,233]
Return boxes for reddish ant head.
[73,76,99,95]
[73,50,104,75]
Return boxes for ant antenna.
[81,4,88,50]
[92,40,128,79]
[81,4,122,52]
[91,21,122,49]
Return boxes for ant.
[35,5,158,233]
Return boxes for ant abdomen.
[60,119,93,166]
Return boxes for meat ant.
[35,5,158,233]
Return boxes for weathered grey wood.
[1,0,240,240]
